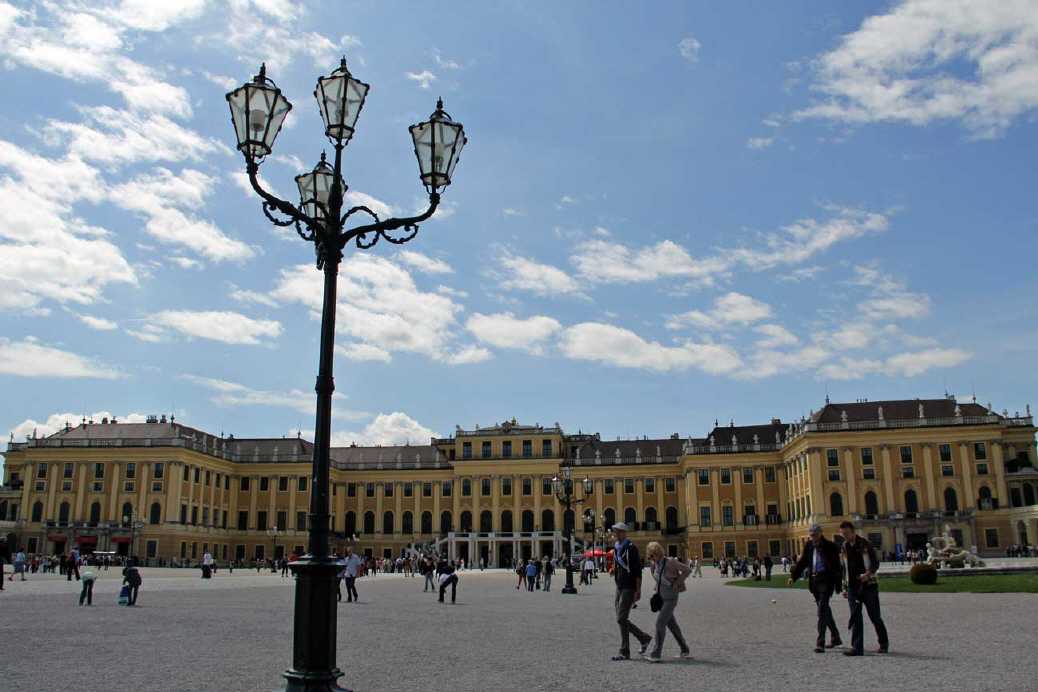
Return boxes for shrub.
[910,563,938,585]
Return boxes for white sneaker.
[644,654,662,663]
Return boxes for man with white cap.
[609,522,652,661]
[789,523,843,653]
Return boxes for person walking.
[644,541,692,662]
[515,560,526,590]
[839,521,889,656]
[524,560,537,591]
[691,555,703,578]
[610,523,652,661]
[79,564,97,606]
[68,548,81,581]
[122,559,142,606]
[543,558,554,592]
[437,558,458,603]
[789,524,843,653]
[342,548,362,603]
[11,549,26,581]
[763,554,774,581]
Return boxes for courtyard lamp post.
[583,508,598,579]
[551,465,593,594]
[121,508,144,563]
[268,525,282,562]
[226,57,466,692]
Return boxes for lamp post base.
[561,585,578,594]
[282,669,351,692]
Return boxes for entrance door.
[116,541,129,557]
[906,533,928,551]
[458,542,469,564]
[498,543,513,568]
[541,540,554,558]
[520,543,532,561]
[479,544,489,567]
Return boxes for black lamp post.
[583,508,598,579]
[551,465,592,595]
[226,57,466,692]
[122,508,144,563]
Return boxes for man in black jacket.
[610,523,652,661]
[790,524,843,653]
[839,521,889,656]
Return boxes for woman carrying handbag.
[644,541,692,662]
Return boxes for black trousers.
[344,576,358,602]
[127,584,139,605]
[438,575,458,603]
[811,581,840,646]
[79,579,94,605]
[848,585,888,653]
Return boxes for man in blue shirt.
[610,523,652,661]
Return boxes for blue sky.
[1,0,1037,468]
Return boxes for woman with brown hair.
[644,541,692,662]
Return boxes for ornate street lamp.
[227,56,465,692]
[552,465,593,595]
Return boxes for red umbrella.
[583,548,608,557]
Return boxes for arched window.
[1024,483,1036,506]
[978,486,992,499]
[904,489,919,514]
[829,492,844,517]
[460,511,472,532]
[420,511,432,534]
[345,511,357,536]
[440,511,452,533]
[31,501,43,522]
[944,487,958,513]
[121,502,134,525]
[603,508,616,528]
[501,510,513,533]
[149,502,162,524]
[541,509,555,532]
[363,511,375,534]
[89,502,102,524]
[383,511,394,534]
[521,510,534,532]
[479,510,492,533]
[864,491,879,516]
[624,507,636,526]
[665,506,678,530]
[644,507,658,526]
[59,501,70,525]
[402,511,413,534]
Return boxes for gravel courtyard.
[2,566,1035,691]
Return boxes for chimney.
[101,417,109,424]
[160,414,167,423]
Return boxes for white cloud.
[0,141,138,312]
[819,347,972,380]
[779,266,824,282]
[76,314,118,331]
[729,207,889,270]
[270,256,471,363]
[754,323,799,348]
[572,238,728,286]
[181,374,366,420]
[445,345,493,365]
[111,0,208,31]
[345,190,396,220]
[229,285,280,308]
[795,0,1038,138]
[678,36,701,63]
[215,1,350,72]
[327,412,438,446]
[109,168,255,261]
[335,342,392,363]
[406,70,437,89]
[747,136,774,149]
[9,410,148,440]
[667,292,773,330]
[0,337,121,378]
[744,345,830,379]
[398,250,453,274]
[143,310,282,345]
[433,49,462,70]
[170,256,203,270]
[202,70,239,90]
[125,324,166,343]
[502,208,525,217]
[466,313,562,354]
[497,253,584,297]
[851,264,931,320]
[559,322,742,374]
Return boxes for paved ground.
[2,565,1036,691]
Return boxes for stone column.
[880,447,895,514]
[473,475,482,532]
[777,463,789,524]
[733,469,743,531]
[991,443,1010,507]
[248,475,258,529]
[266,476,276,530]
[710,468,720,530]
[228,473,239,529]
[107,463,121,521]
[843,449,858,514]
[807,450,824,523]
[491,475,500,532]
[635,477,644,526]
[452,478,461,531]
[656,475,665,529]
[165,463,181,523]
[920,444,936,510]
[533,476,542,529]
[394,482,403,536]
[45,463,59,520]
[375,482,384,533]
[595,478,604,527]
[433,481,441,535]
[74,461,89,521]
[207,470,216,527]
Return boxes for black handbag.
[649,558,665,612]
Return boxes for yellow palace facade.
[2,397,1037,566]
